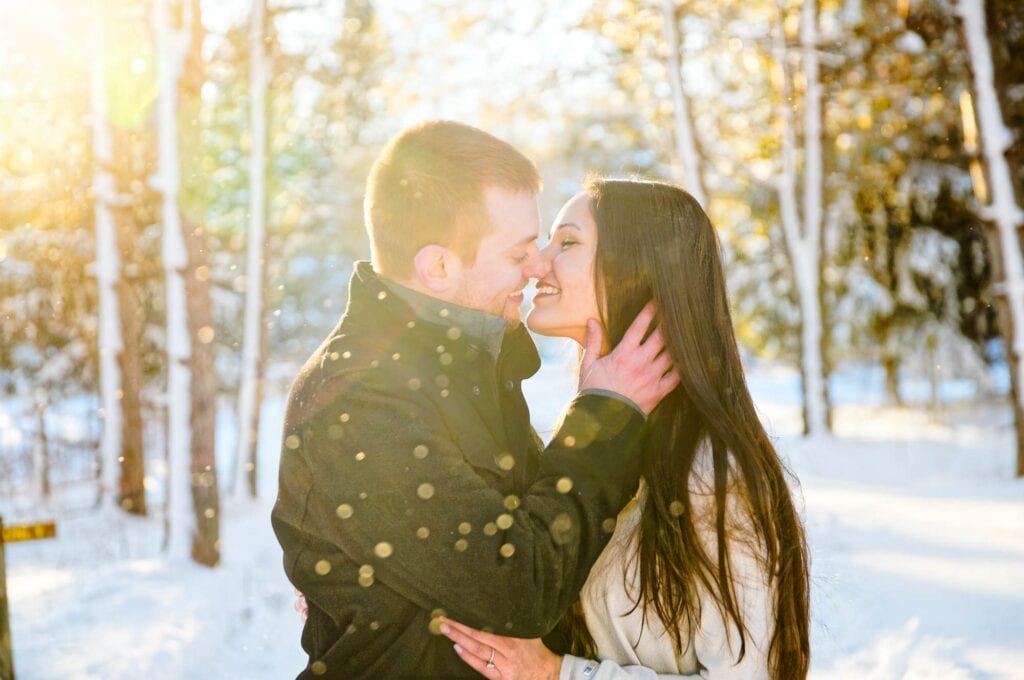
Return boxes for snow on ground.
[788,409,1024,679]
[4,355,1024,679]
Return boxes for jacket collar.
[381,276,507,360]
[342,262,540,381]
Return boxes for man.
[272,121,677,678]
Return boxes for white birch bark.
[772,1,829,437]
[660,0,707,208]
[957,0,1024,459]
[91,0,123,511]
[153,0,194,558]
[798,0,828,436]
[234,0,269,499]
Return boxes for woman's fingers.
[441,620,559,680]
[440,620,506,668]
[441,618,507,652]
[452,643,501,679]
[452,643,499,680]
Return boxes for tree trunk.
[180,0,220,566]
[771,3,830,437]
[883,354,902,406]
[33,402,51,503]
[659,0,707,207]
[802,0,832,433]
[183,215,220,566]
[957,0,1024,477]
[249,243,270,496]
[112,121,148,515]
[91,0,125,514]
[92,1,148,515]
[115,229,147,515]
[235,0,270,499]
[153,0,195,560]
[0,518,11,680]
[927,332,940,410]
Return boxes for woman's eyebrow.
[549,222,582,238]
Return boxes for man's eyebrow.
[509,233,538,249]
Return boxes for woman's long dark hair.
[567,178,809,678]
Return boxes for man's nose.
[522,249,550,280]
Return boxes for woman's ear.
[412,244,463,294]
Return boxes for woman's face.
[526,192,602,345]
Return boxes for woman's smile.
[533,281,561,299]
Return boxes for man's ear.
[412,244,463,294]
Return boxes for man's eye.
[512,254,528,264]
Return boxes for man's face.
[454,187,545,326]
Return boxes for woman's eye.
[560,239,578,249]
[512,254,528,264]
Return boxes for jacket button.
[505,380,514,391]
[472,386,481,396]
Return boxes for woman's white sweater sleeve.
[559,654,698,679]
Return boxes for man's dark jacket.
[272,262,645,678]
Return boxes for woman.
[441,178,810,679]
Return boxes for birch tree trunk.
[91,0,125,514]
[772,0,830,437]
[957,0,1024,477]
[153,0,194,559]
[799,0,831,434]
[234,0,270,499]
[94,0,148,516]
[659,0,706,208]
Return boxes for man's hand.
[579,301,680,416]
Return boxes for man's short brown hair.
[364,120,542,278]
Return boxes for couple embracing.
[272,121,810,679]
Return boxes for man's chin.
[502,303,522,327]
